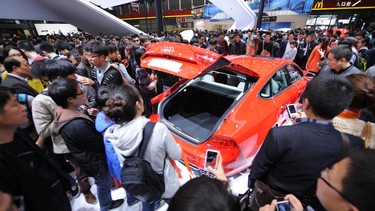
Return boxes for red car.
[141,42,309,176]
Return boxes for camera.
[204,149,220,170]
[286,104,298,118]
[276,200,292,211]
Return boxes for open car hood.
[141,42,259,79]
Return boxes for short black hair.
[303,75,354,119]
[0,86,15,114]
[45,59,76,81]
[17,40,36,52]
[2,45,28,61]
[31,59,49,79]
[329,45,353,62]
[86,41,108,57]
[342,149,375,211]
[55,40,72,51]
[106,43,118,54]
[3,56,20,73]
[306,33,315,38]
[39,41,55,53]
[168,176,240,211]
[209,39,217,45]
[48,78,79,108]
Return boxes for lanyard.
[296,117,333,126]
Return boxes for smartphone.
[204,150,220,170]
[286,104,298,118]
[276,200,292,211]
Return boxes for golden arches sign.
[314,1,323,9]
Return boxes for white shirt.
[282,41,292,58]
[283,47,297,61]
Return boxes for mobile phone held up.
[276,200,292,211]
[286,104,298,118]
[204,149,220,171]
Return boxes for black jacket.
[90,64,123,91]
[249,121,364,197]
[229,41,246,55]
[257,40,274,56]
[1,74,39,97]
[53,108,107,178]
[61,118,107,177]
[0,129,71,211]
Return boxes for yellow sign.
[314,1,323,9]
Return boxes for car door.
[259,63,305,126]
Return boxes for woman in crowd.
[134,48,158,117]
[333,74,375,148]
[246,36,260,57]
[103,85,182,211]
[306,37,330,73]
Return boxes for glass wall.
[307,10,375,30]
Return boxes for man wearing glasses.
[50,78,124,211]
[249,76,364,210]
[85,42,123,91]
[259,148,375,211]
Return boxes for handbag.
[260,41,271,57]
[360,122,372,148]
[249,180,284,211]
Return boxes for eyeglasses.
[133,39,140,42]
[319,176,356,206]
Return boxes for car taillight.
[207,135,238,148]
[206,135,240,163]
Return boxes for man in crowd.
[39,41,66,60]
[50,78,124,211]
[198,34,208,49]
[32,60,97,205]
[257,32,274,57]
[2,56,38,97]
[249,75,364,210]
[259,148,375,211]
[229,34,246,55]
[76,45,92,78]
[319,45,362,77]
[17,40,45,64]
[298,33,318,69]
[0,86,71,211]
[279,33,295,58]
[85,42,123,91]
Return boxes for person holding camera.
[258,148,375,211]
[248,75,364,210]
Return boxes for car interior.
[161,69,256,143]
[260,65,302,98]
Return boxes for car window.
[285,64,303,84]
[260,68,290,98]
[199,70,251,93]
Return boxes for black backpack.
[120,122,165,204]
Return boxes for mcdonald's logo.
[314,1,324,8]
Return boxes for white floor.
[70,161,249,211]
[70,179,168,211]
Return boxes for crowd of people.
[0,26,375,211]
